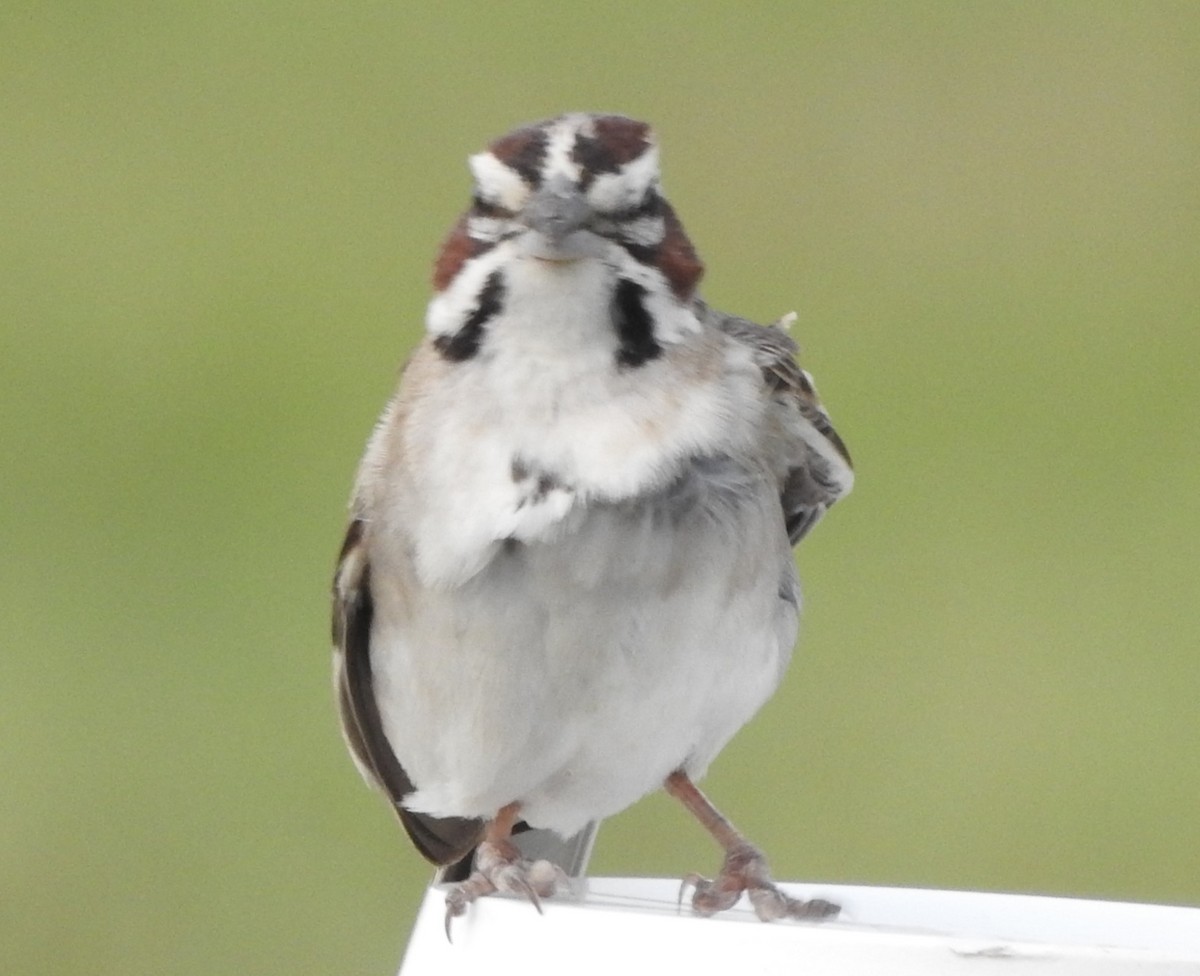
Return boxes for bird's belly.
[370,477,799,837]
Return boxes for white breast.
[399,254,766,587]
[360,253,791,835]
[369,457,799,836]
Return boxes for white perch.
[399,876,1200,975]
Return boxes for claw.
[680,843,840,923]
[508,873,544,915]
[688,873,741,916]
[442,841,566,938]
[663,772,839,925]
[678,874,697,905]
[443,872,496,942]
[677,872,703,913]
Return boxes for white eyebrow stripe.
[587,145,660,212]
[468,151,529,212]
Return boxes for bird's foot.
[680,842,840,922]
[443,839,568,938]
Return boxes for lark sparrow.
[332,113,854,930]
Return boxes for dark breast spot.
[612,277,662,370]
[433,269,506,362]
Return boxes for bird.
[331,112,854,931]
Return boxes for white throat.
[402,249,762,586]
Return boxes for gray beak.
[522,175,591,246]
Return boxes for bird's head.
[427,114,705,365]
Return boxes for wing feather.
[332,518,485,865]
[700,301,854,544]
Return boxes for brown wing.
[701,301,855,544]
[332,518,485,865]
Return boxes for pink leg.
[664,771,839,922]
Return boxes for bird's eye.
[471,193,514,220]
[603,190,661,222]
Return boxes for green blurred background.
[4,3,1198,973]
